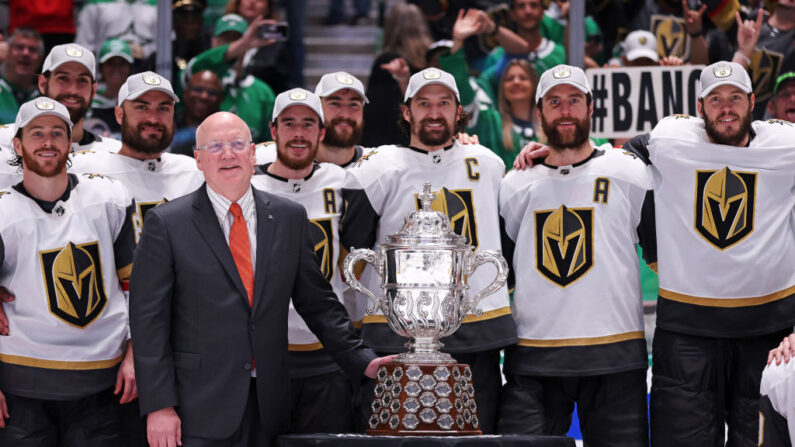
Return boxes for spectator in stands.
[140,0,212,80]
[180,13,276,142]
[76,0,157,61]
[767,71,795,121]
[326,0,371,25]
[607,30,685,67]
[223,0,291,93]
[8,0,75,53]
[87,39,134,138]
[728,6,795,118]
[477,0,565,105]
[172,69,223,156]
[0,27,43,124]
[360,3,432,147]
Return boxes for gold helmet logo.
[652,15,687,60]
[289,89,308,101]
[535,206,594,287]
[143,74,161,85]
[713,64,732,78]
[415,187,479,249]
[41,241,108,328]
[423,69,442,80]
[35,98,56,110]
[310,218,335,281]
[638,36,647,45]
[695,167,757,250]
[749,48,783,102]
[65,46,84,58]
[336,73,354,85]
[552,66,571,79]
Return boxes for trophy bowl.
[343,182,508,435]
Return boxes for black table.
[276,434,576,447]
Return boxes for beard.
[703,108,753,146]
[412,115,454,147]
[44,87,91,124]
[277,137,319,170]
[21,143,69,178]
[121,114,174,154]
[541,115,590,150]
[323,117,363,148]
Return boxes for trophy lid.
[385,182,468,247]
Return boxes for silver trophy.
[343,182,508,364]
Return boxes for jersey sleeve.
[621,133,651,164]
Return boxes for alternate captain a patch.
[535,206,594,287]
[309,218,334,281]
[694,167,757,250]
[414,187,479,249]
[40,241,108,328]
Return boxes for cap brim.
[626,48,659,62]
[45,60,95,78]
[125,87,180,103]
[317,86,369,104]
[16,111,74,134]
[404,80,460,102]
[699,81,753,98]
[272,103,324,123]
[100,52,134,64]
[536,81,591,103]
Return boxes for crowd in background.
[1,0,794,165]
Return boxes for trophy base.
[366,362,482,436]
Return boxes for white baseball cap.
[404,68,460,102]
[272,88,325,123]
[315,72,369,103]
[118,71,180,105]
[42,44,96,79]
[623,30,659,62]
[699,61,753,98]
[535,64,591,103]
[15,97,73,135]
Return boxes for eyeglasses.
[195,139,251,154]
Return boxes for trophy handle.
[343,248,384,315]
[465,250,509,317]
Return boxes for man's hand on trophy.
[513,141,550,170]
[365,355,399,379]
[0,286,14,335]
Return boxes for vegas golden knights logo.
[694,167,757,250]
[133,200,166,243]
[750,48,783,102]
[651,15,689,60]
[415,187,479,249]
[535,206,594,287]
[310,218,334,281]
[40,241,108,328]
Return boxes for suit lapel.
[192,185,249,301]
[252,188,273,311]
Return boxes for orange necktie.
[229,203,254,307]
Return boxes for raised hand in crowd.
[733,8,765,68]
[380,56,410,95]
[451,8,492,53]
[224,15,278,62]
[659,55,684,66]
[681,0,707,36]
[768,333,795,365]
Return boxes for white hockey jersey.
[0,173,135,399]
[69,151,204,242]
[648,116,795,337]
[251,163,348,377]
[341,142,516,353]
[500,147,655,375]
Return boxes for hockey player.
[513,61,795,446]
[0,97,136,443]
[70,71,205,243]
[251,88,356,433]
[497,65,655,446]
[0,43,121,189]
[341,67,516,433]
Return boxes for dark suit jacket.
[129,184,375,441]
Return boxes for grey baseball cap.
[535,64,591,103]
[624,30,659,62]
[272,88,325,123]
[118,71,180,104]
[15,97,73,134]
[699,61,753,98]
[42,44,96,79]
[404,68,460,102]
[315,72,369,103]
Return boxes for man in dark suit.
[129,108,391,447]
